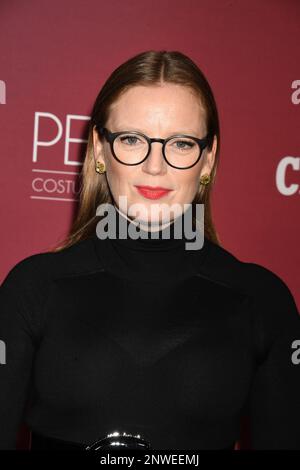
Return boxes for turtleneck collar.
[111,204,192,252]
[91,203,210,282]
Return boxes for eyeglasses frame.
[96,126,209,170]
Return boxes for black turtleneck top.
[0,208,300,450]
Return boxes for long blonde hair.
[51,50,222,252]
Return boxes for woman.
[0,50,300,450]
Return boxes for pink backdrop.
[1,0,299,450]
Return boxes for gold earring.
[95,161,106,174]
[199,173,211,185]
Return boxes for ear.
[200,134,217,177]
[92,126,106,165]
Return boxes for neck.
[92,203,209,282]
[108,203,202,252]
[114,205,175,234]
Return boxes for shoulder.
[205,240,300,359]
[0,237,104,341]
[205,238,299,334]
[204,237,298,304]
[241,261,300,340]
[241,260,297,304]
[0,236,102,292]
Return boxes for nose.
[141,141,168,175]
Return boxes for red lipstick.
[135,185,172,200]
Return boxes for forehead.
[107,84,206,135]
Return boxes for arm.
[246,267,300,449]
[0,256,46,449]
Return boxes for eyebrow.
[113,126,200,136]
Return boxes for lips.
[135,185,172,200]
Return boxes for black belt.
[31,431,87,450]
[30,431,236,451]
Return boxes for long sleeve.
[246,265,300,449]
[0,255,48,449]
[1,229,299,450]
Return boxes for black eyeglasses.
[96,126,209,170]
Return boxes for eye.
[169,139,196,151]
[177,140,194,149]
[119,135,142,146]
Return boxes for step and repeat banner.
[0,0,299,450]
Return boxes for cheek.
[106,164,134,197]
[174,170,200,193]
